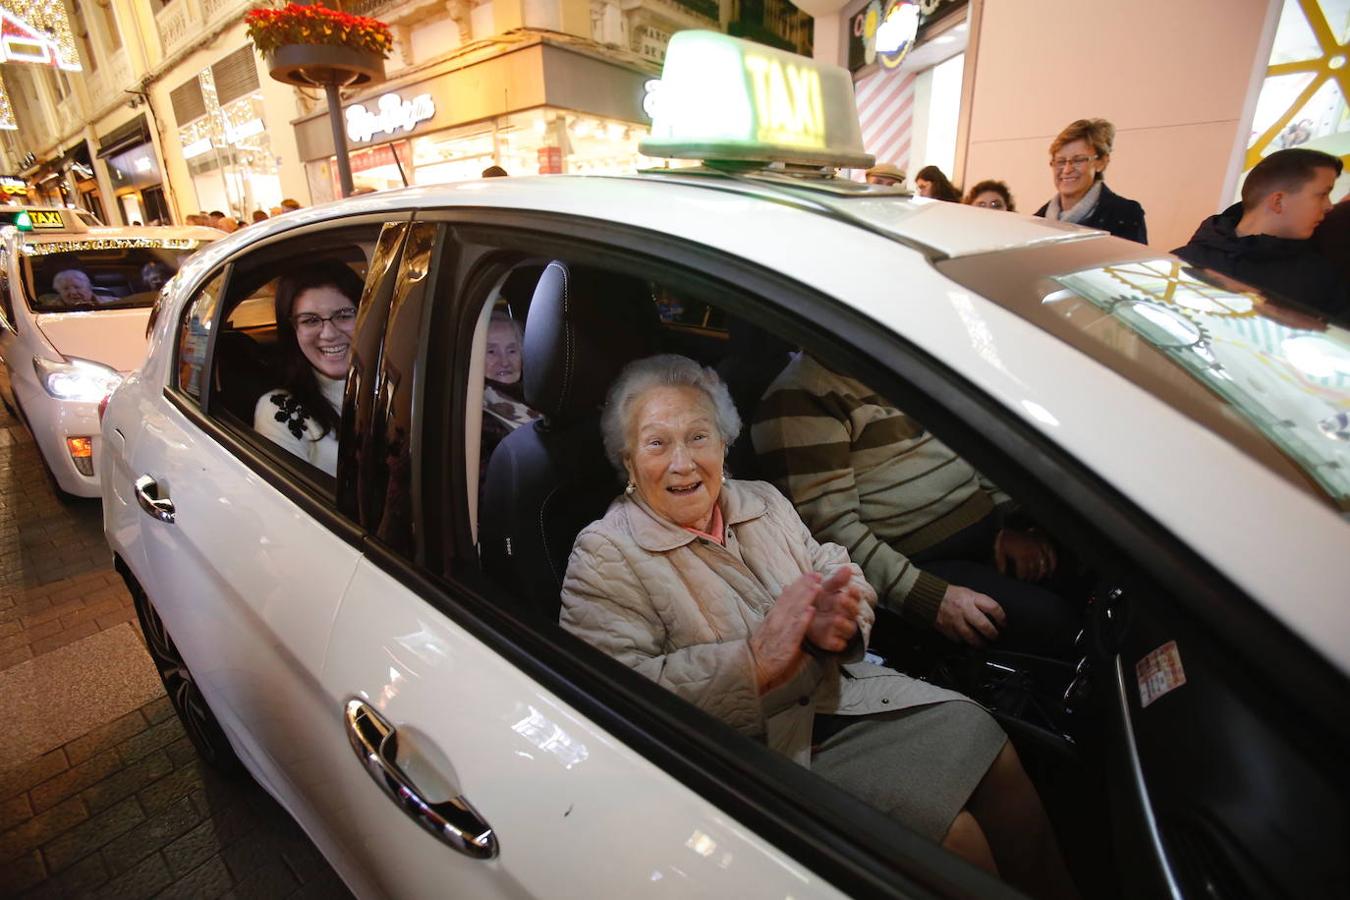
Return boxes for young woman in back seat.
[253,262,362,476]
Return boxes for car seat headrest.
[523,260,661,423]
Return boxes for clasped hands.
[935,527,1057,647]
[749,567,862,694]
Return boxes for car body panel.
[320,560,849,898]
[35,308,153,372]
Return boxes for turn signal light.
[66,436,94,476]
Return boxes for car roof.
[182,174,1350,675]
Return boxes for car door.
[124,216,412,898]
[312,215,1032,900]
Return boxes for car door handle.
[343,699,499,860]
[134,475,175,524]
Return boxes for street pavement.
[0,405,351,899]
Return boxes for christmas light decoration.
[0,1,82,71]
[0,71,16,130]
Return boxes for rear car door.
[122,216,412,897]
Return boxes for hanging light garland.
[0,0,82,71]
[0,72,16,131]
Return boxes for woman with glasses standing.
[1034,118,1147,244]
[254,261,364,476]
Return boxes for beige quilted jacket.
[560,479,973,766]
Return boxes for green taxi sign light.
[640,31,874,170]
[14,210,32,231]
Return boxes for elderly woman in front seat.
[560,355,1076,899]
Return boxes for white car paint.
[102,174,1348,899]
[0,224,218,496]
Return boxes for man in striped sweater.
[751,353,1076,653]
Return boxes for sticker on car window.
[1136,640,1187,708]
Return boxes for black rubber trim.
[161,388,365,549]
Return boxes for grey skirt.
[810,700,1006,843]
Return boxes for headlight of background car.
[32,356,124,403]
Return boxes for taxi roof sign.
[639,31,874,170]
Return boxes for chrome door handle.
[344,699,498,859]
[134,475,175,523]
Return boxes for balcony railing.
[155,0,196,57]
[671,0,719,21]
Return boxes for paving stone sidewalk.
[1,405,352,899]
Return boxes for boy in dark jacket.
[1173,148,1346,323]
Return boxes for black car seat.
[211,329,280,424]
[715,316,793,482]
[478,260,662,621]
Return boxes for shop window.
[1242,0,1349,199]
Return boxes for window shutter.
[212,46,261,106]
[170,78,206,125]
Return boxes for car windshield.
[21,239,200,313]
[939,245,1350,515]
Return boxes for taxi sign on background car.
[25,209,65,230]
[639,31,874,169]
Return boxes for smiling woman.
[252,261,363,476]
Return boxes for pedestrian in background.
[482,165,509,177]
[279,198,302,212]
[251,209,268,223]
[865,163,906,187]
[1034,118,1147,244]
[1173,148,1345,322]
[964,180,1015,212]
[914,165,961,202]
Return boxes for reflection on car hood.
[35,309,151,373]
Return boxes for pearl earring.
[625,481,635,495]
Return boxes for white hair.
[53,269,91,291]
[601,354,742,475]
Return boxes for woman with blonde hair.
[1034,118,1147,243]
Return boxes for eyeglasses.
[1050,155,1099,171]
[293,307,357,333]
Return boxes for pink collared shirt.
[681,504,726,546]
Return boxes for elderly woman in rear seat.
[253,262,363,476]
[559,354,1077,899]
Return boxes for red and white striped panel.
[854,68,917,176]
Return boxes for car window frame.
[0,243,15,333]
[160,212,414,542]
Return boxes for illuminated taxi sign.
[26,209,65,230]
[21,237,199,255]
[639,31,873,169]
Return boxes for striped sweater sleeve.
[751,383,947,628]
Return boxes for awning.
[96,114,150,158]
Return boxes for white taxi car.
[101,32,1348,900]
[0,209,218,496]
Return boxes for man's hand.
[806,567,861,652]
[995,528,1057,583]
[935,585,1006,647]
[750,573,817,693]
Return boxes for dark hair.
[1241,148,1343,211]
[481,165,509,178]
[273,262,364,439]
[964,179,1016,211]
[251,209,268,222]
[209,210,225,219]
[915,165,962,202]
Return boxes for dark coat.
[1035,182,1148,244]
[1172,203,1349,323]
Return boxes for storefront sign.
[0,175,27,195]
[346,93,436,144]
[0,9,80,71]
[848,0,967,72]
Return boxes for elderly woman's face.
[625,385,724,530]
[485,319,523,384]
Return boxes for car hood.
[35,309,151,373]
